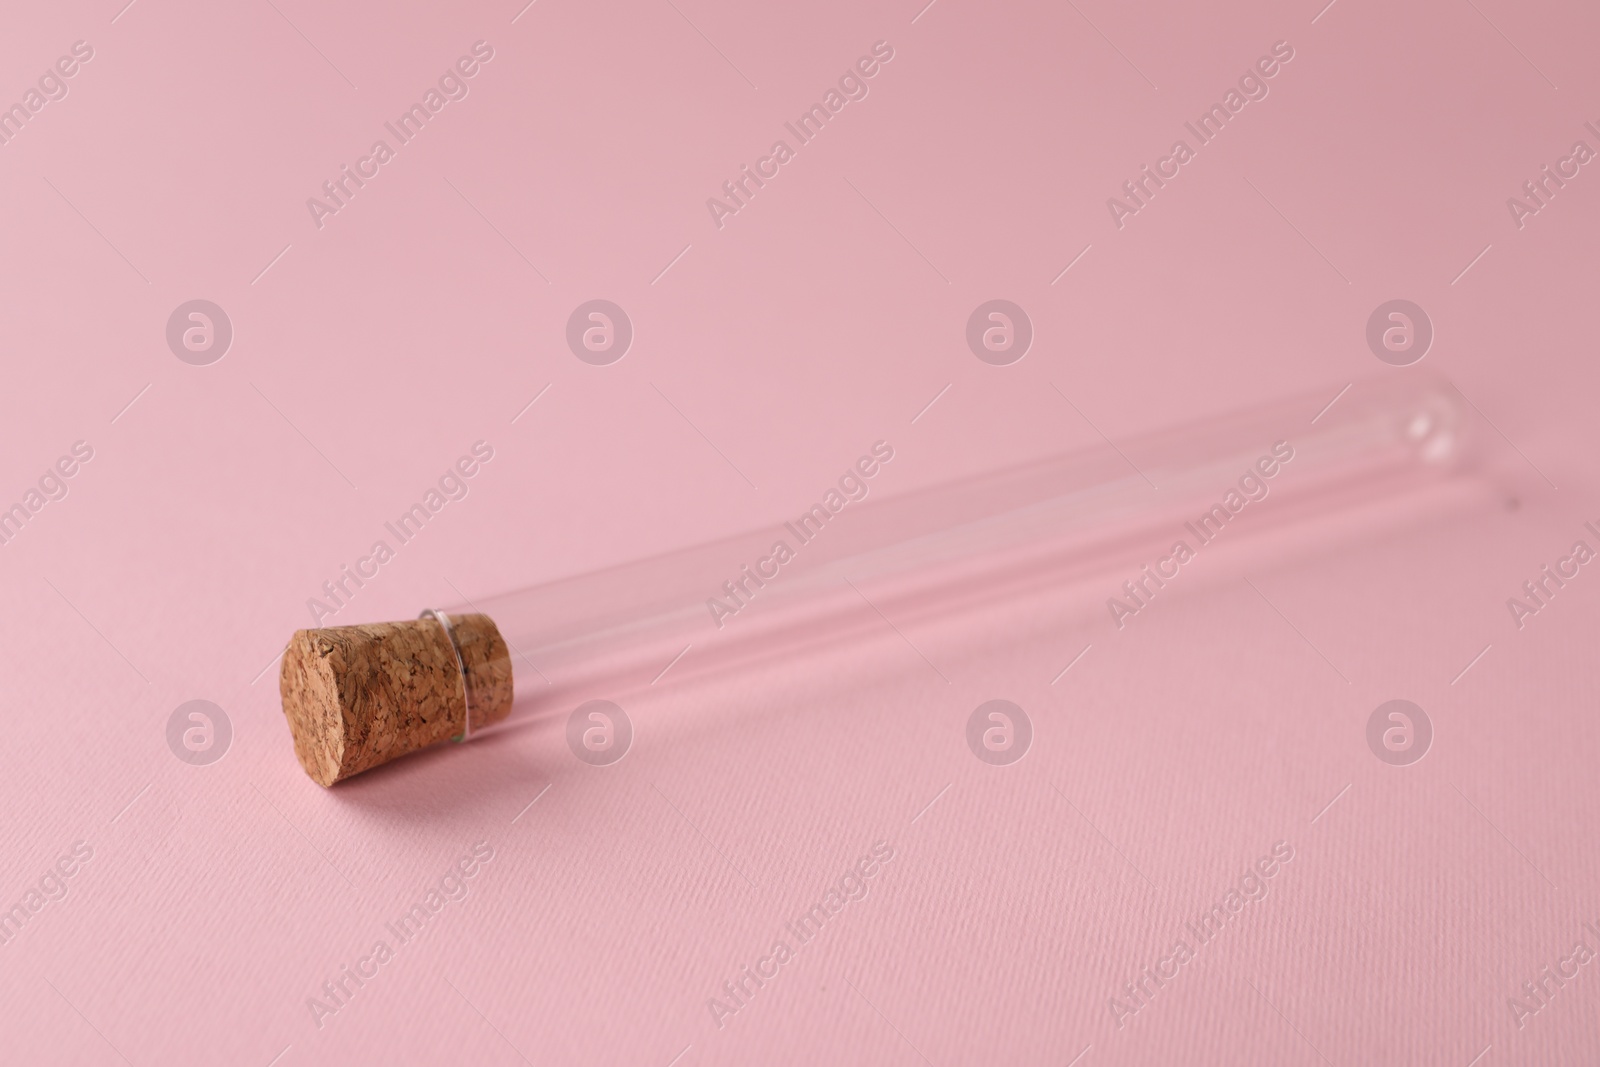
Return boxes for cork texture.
[279,613,513,786]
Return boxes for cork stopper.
[279,613,514,786]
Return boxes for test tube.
[279,375,1466,786]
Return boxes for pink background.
[3,0,1599,1063]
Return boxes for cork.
[279,613,514,786]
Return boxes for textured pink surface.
[2,0,1599,1064]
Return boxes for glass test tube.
[442,374,1467,730]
